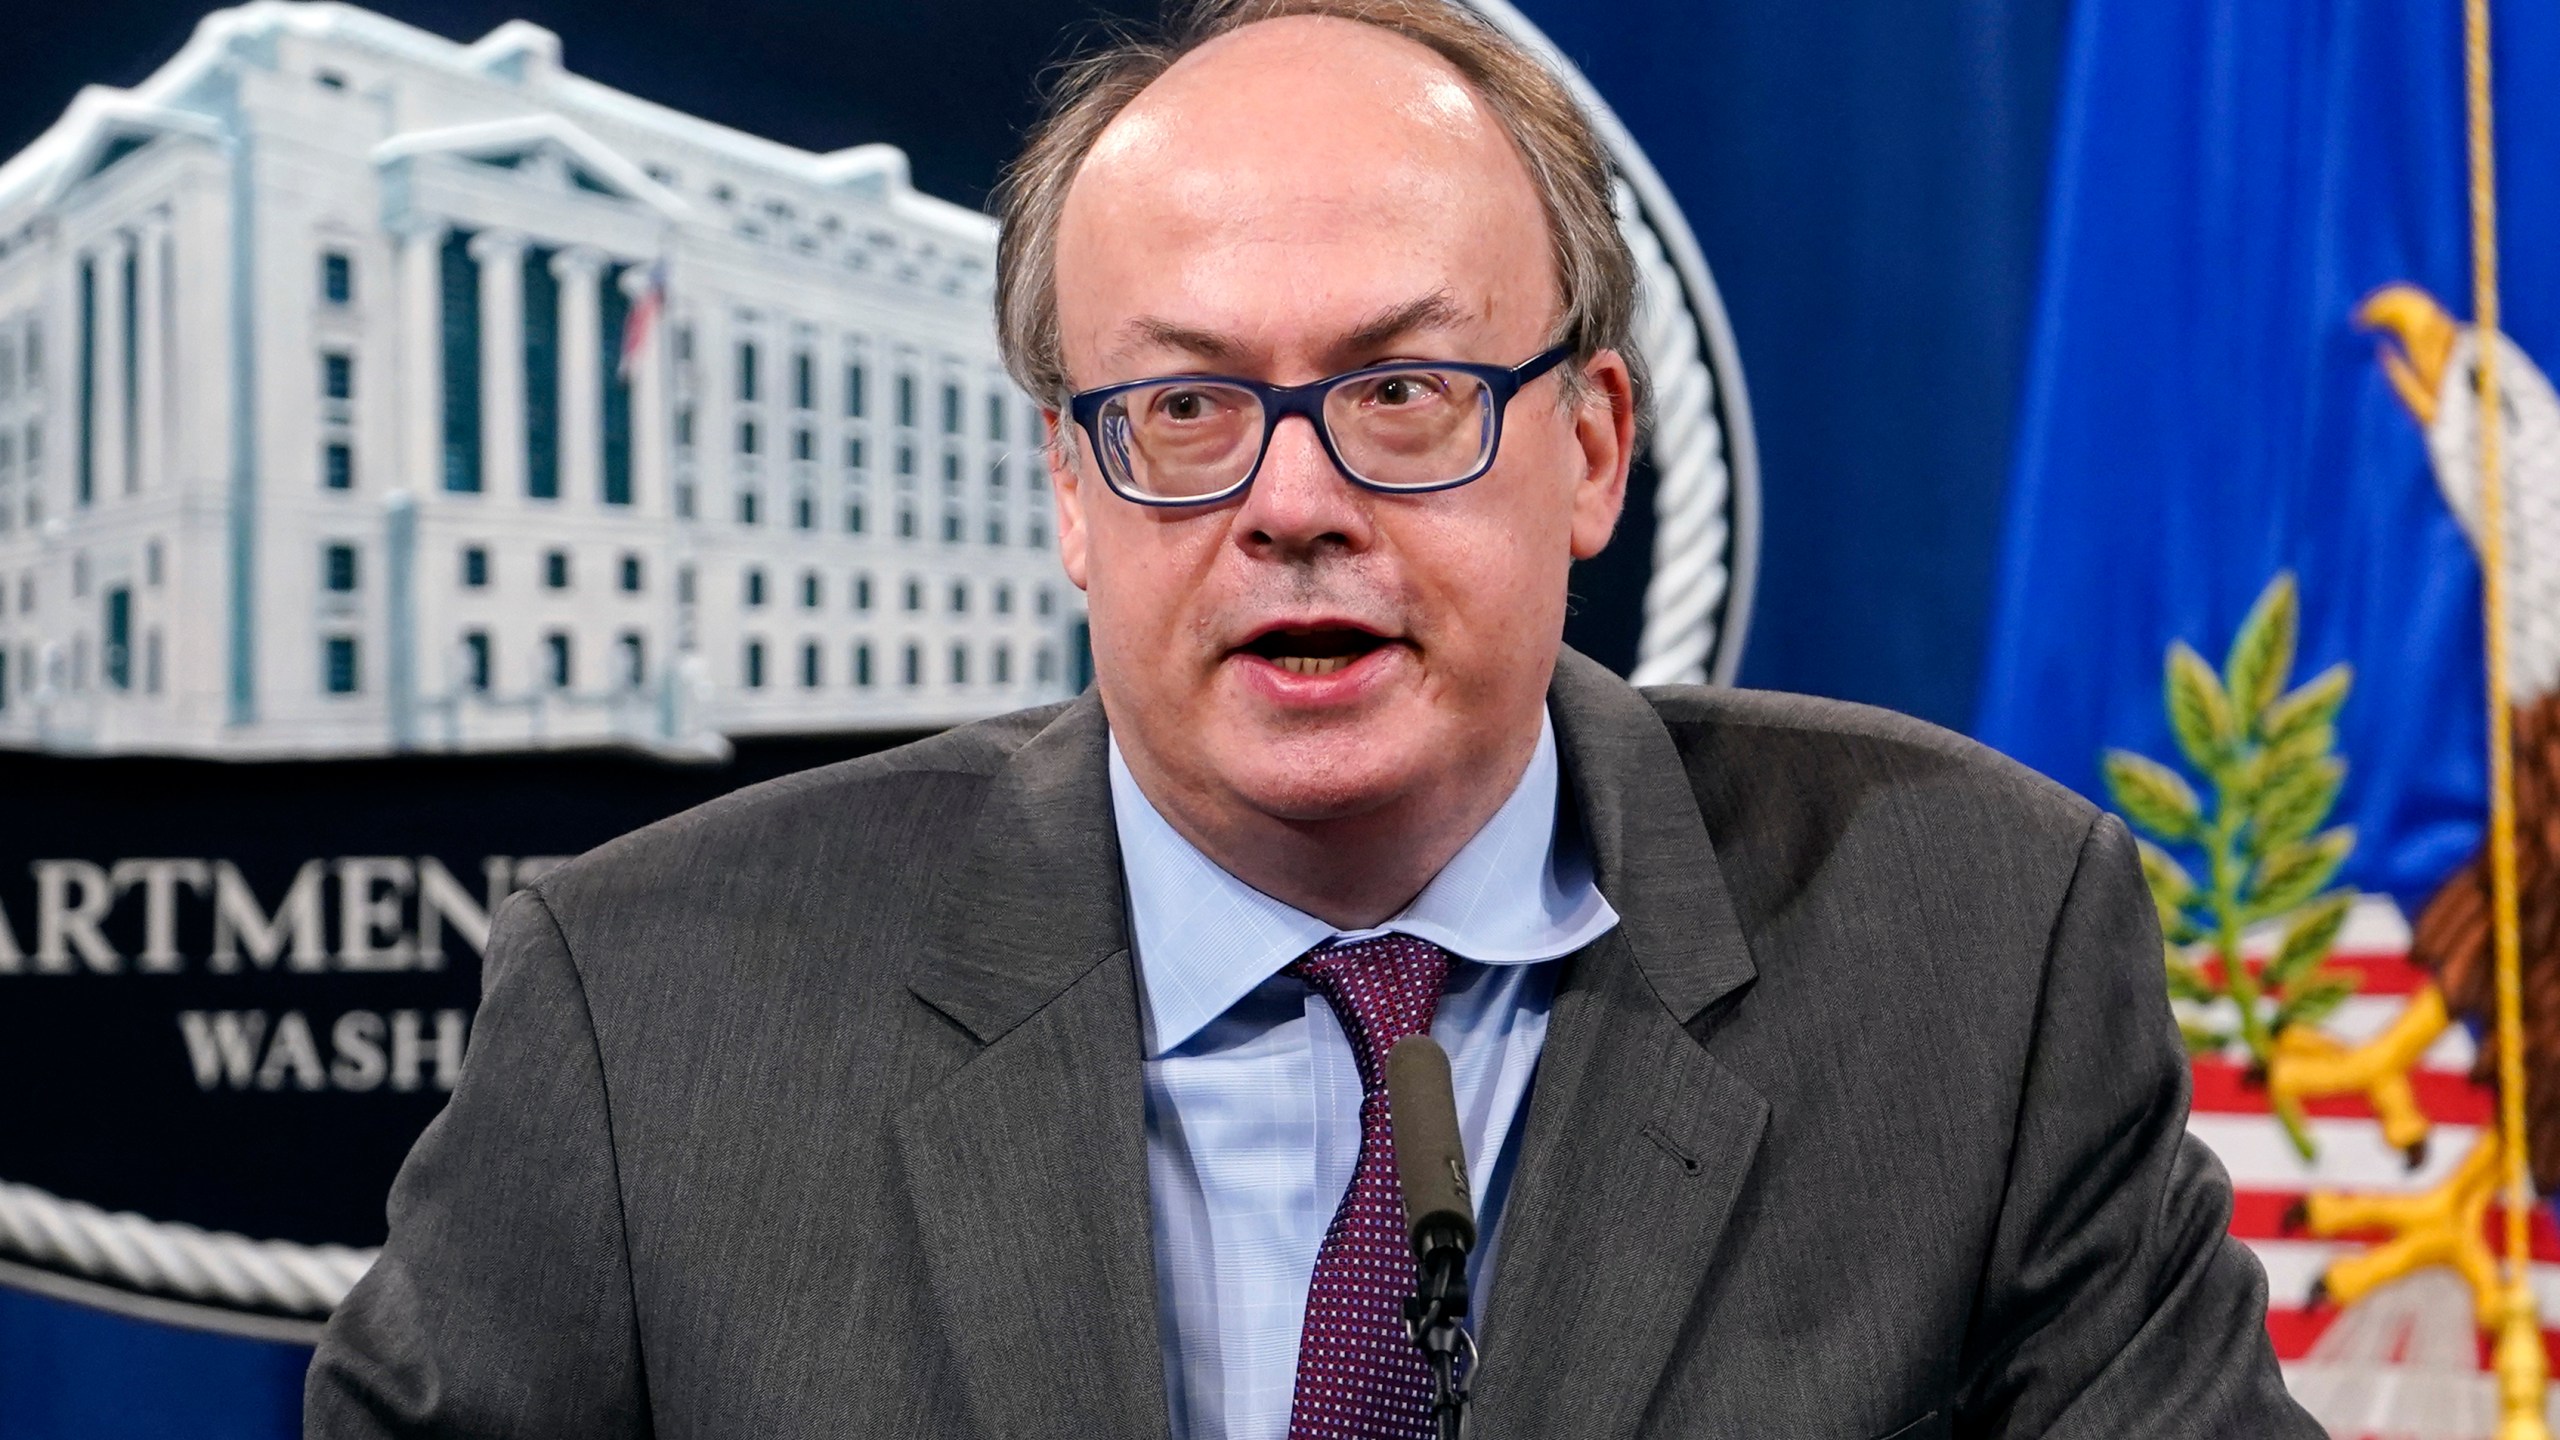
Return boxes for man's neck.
[1115,722,1546,932]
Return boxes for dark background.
[0,0,2074,730]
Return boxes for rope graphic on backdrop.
[1618,179,1738,687]
[0,1178,372,1320]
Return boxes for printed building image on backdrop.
[0,0,1087,763]
[0,1,1757,1419]
[1978,0,2560,1433]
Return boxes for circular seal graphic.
[0,2,1756,1343]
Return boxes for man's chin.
[1196,728,1418,827]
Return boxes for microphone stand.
[1405,1221,1473,1440]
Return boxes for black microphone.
[1388,1035,1476,1261]
[1388,1035,1474,1440]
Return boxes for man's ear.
[1569,348,1635,561]
[1047,409,1092,590]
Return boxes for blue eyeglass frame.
[1062,342,1574,507]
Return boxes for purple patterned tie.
[1283,934,1456,1440]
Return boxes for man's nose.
[1232,412,1374,557]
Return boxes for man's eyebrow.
[1105,291,1473,375]
[1335,291,1468,357]
[1114,317,1250,368]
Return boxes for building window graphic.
[794,351,814,410]
[325,635,359,694]
[324,544,359,592]
[942,381,961,435]
[103,586,131,690]
[461,546,489,588]
[800,570,821,608]
[76,257,94,506]
[121,246,138,495]
[745,567,766,607]
[439,230,482,493]
[544,631,571,688]
[619,553,643,592]
[949,642,967,685]
[325,442,354,491]
[323,352,354,401]
[600,261,633,505]
[619,631,644,687]
[854,640,873,686]
[902,641,920,686]
[523,246,561,499]
[743,639,765,689]
[463,630,491,691]
[896,372,915,429]
[845,361,866,418]
[737,341,759,403]
[543,549,570,589]
[993,642,1011,685]
[322,250,353,305]
[800,640,820,688]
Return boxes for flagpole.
[2463,0,2546,1433]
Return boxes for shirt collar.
[1110,711,1621,1057]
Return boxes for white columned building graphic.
[0,0,1084,758]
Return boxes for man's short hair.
[994,0,1648,428]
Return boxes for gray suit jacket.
[306,650,2316,1439]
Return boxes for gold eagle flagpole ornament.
[2463,0,2549,1430]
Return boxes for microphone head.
[1386,1034,1476,1260]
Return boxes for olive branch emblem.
[2101,572,2360,1159]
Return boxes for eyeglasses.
[1063,344,1572,507]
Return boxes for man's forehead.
[1077,17,1514,204]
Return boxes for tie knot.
[1283,934,1453,1090]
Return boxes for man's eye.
[1370,374,1443,407]
[1154,389,1220,422]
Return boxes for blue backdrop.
[1,1,2070,1430]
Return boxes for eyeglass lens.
[1097,368,1497,499]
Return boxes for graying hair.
[993,0,1648,430]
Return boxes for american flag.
[2188,896,2560,1437]
[619,260,666,381]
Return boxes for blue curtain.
[1520,0,2071,730]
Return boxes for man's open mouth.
[1237,626,1396,678]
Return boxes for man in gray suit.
[309,1,2319,1436]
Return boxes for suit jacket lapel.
[1468,651,1771,1440]
[893,695,1168,1439]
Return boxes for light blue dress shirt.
[1108,712,1621,1440]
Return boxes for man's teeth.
[1274,654,1355,677]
